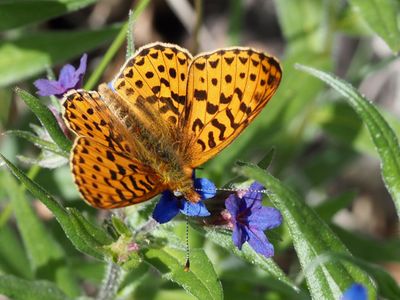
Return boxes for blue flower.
[34,54,87,98]
[152,178,216,224]
[342,283,367,300]
[225,182,282,258]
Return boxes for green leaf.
[2,172,80,296]
[275,0,340,52]
[0,153,111,260]
[0,274,72,300]
[84,0,150,89]
[220,265,308,300]
[332,224,400,263]
[321,252,400,299]
[3,173,64,272]
[144,247,223,300]
[0,224,32,279]
[257,147,275,170]
[5,130,68,157]
[199,227,302,297]
[68,207,114,246]
[0,25,120,87]
[348,0,400,53]
[296,64,400,218]
[15,88,72,152]
[0,0,96,30]
[239,164,376,299]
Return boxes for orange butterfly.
[62,42,282,209]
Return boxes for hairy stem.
[96,262,123,300]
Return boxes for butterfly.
[62,42,282,209]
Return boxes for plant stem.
[96,262,123,300]
[84,0,151,90]
[192,0,202,54]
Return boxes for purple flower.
[152,178,216,224]
[225,182,282,258]
[342,283,367,300]
[34,54,87,98]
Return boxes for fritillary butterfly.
[62,42,282,209]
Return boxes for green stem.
[84,21,129,90]
[96,262,123,300]
[84,0,151,90]
[192,0,202,54]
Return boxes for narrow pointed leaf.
[322,253,400,299]
[144,247,223,300]
[348,0,400,53]
[0,26,120,87]
[201,227,304,298]
[68,207,114,246]
[239,164,376,299]
[15,88,72,152]
[0,0,96,30]
[297,64,400,218]
[0,224,32,279]
[6,130,68,157]
[0,274,72,300]
[3,173,69,281]
[0,153,109,260]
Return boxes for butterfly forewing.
[112,43,192,127]
[184,48,282,167]
[63,90,165,209]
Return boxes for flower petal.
[59,64,78,89]
[59,54,87,90]
[194,177,216,199]
[225,193,240,217]
[181,201,210,217]
[75,53,87,87]
[232,223,248,249]
[243,182,265,209]
[341,283,367,300]
[152,191,180,224]
[247,227,274,258]
[248,207,282,231]
[76,54,87,77]
[34,79,64,96]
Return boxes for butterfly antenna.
[184,212,191,272]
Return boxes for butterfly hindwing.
[72,137,164,208]
[63,90,165,209]
[184,48,282,167]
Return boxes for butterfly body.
[63,42,281,209]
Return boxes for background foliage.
[1,0,400,299]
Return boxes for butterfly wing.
[111,42,192,128]
[183,48,282,167]
[63,90,166,209]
